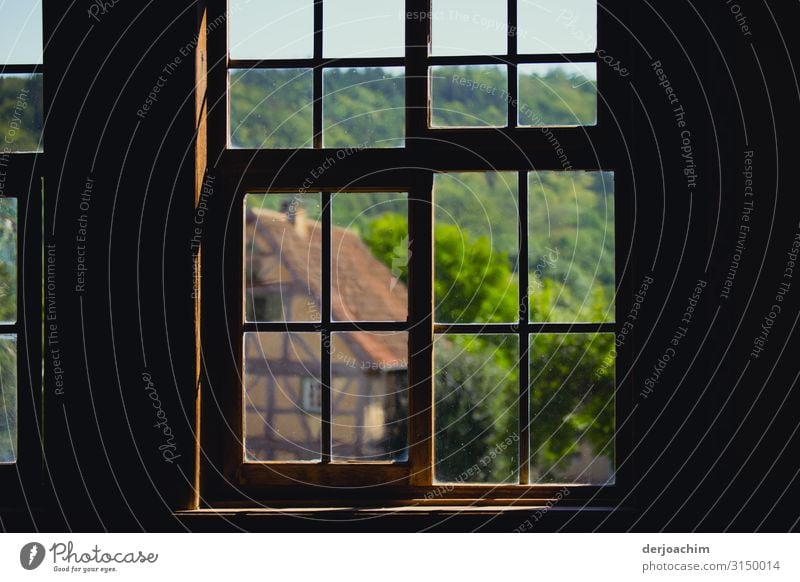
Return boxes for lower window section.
[0,335,17,463]
[432,333,615,485]
[244,331,322,462]
[330,332,409,462]
[243,331,410,463]
[434,334,520,484]
[529,333,616,485]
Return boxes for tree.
[363,212,615,484]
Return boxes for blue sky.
[0,0,42,64]
[0,1,595,65]
[230,0,595,60]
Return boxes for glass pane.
[528,171,614,322]
[431,0,507,56]
[323,67,405,148]
[324,0,404,58]
[245,193,322,322]
[434,334,519,483]
[0,1,42,64]
[331,332,408,461]
[244,332,322,461]
[331,192,408,322]
[529,333,615,484]
[0,74,44,153]
[229,0,313,60]
[518,0,597,54]
[518,63,596,126]
[434,172,518,324]
[430,66,508,128]
[0,336,17,463]
[0,199,17,324]
[230,68,313,149]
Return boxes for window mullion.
[507,0,518,129]
[407,171,434,486]
[406,0,430,140]
[518,170,530,484]
[321,190,332,462]
[313,0,323,148]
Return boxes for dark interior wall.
[8,0,795,532]
[42,1,199,531]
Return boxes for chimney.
[283,199,308,238]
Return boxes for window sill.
[175,504,631,531]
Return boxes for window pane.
[518,0,597,54]
[0,74,43,153]
[434,334,519,483]
[0,336,17,464]
[528,171,614,323]
[518,63,596,126]
[430,65,508,128]
[431,0,507,56]
[323,67,405,148]
[331,332,408,461]
[230,68,313,149]
[0,1,42,64]
[331,192,408,322]
[434,172,518,324]
[245,193,322,322]
[244,332,322,461]
[324,0,404,58]
[529,333,614,484]
[229,0,313,60]
[0,199,17,324]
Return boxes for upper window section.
[0,1,43,153]
[0,1,42,65]
[427,0,598,128]
[227,0,600,148]
[228,0,406,149]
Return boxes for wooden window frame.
[199,0,634,506]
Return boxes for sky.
[230,0,596,60]
[0,1,42,65]
[0,1,595,66]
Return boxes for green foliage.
[529,171,614,322]
[361,212,614,483]
[434,335,519,483]
[230,69,313,148]
[0,337,17,463]
[363,213,409,284]
[0,200,17,324]
[519,66,597,126]
[527,312,615,483]
[332,192,406,233]
[229,65,596,145]
[323,68,404,148]
[431,66,508,127]
[0,74,43,153]
[434,223,518,324]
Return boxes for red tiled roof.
[247,207,408,369]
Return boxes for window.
[202,0,626,500]
[0,198,18,463]
[300,377,322,414]
[0,0,43,504]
